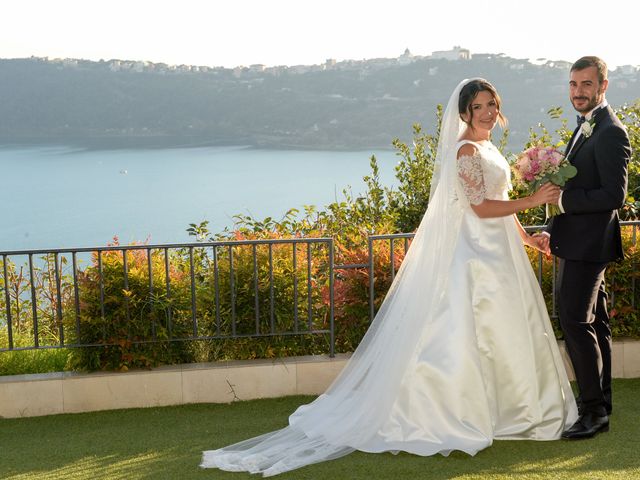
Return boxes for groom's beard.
[571,91,602,113]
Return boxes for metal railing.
[367,233,413,320]
[2,221,638,358]
[0,238,335,355]
[366,221,640,322]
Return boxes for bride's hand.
[529,182,561,207]
[525,233,551,256]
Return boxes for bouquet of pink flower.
[511,144,577,217]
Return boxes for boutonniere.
[581,118,596,138]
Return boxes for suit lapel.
[565,127,580,157]
[568,134,588,162]
[567,107,608,162]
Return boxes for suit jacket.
[548,105,631,262]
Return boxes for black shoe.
[562,412,609,440]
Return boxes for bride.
[201,78,579,476]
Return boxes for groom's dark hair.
[571,56,608,84]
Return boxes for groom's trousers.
[556,259,612,416]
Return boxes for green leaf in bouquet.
[530,179,543,192]
[550,173,565,185]
[559,164,578,178]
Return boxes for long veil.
[201,79,476,476]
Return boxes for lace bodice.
[456,141,512,206]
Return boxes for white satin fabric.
[201,80,578,477]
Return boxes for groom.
[542,56,631,439]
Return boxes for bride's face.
[464,90,499,132]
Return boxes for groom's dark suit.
[549,105,631,416]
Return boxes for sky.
[1,0,639,69]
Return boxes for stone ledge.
[0,354,351,419]
[0,341,638,419]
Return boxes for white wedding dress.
[201,79,578,476]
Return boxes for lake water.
[0,145,398,251]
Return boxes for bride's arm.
[513,214,529,241]
[470,195,552,219]
[456,143,560,219]
[511,214,547,251]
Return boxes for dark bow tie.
[576,106,603,127]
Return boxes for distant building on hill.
[617,65,639,76]
[430,46,471,61]
[398,48,415,65]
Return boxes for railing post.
[54,253,64,346]
[633,224,637,309]
[390,238,395,282]
[98,250,106,341]
[147,248,157,340]
[72,252,81,340]
[230,245,236,336]
[213,245,221,336]
[253,244,260,335]
[189,246,198,337]
[164,247,173,338]
[329,239,335,358]
[292,242,298,333]
[307,243,313,330]
[268,244,274,334]
[368,235,374,322]
[28,254,39,348]
[2,255,13,350]
[123,249,130,327]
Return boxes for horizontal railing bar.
[5,222,640,256]
[0,237,334,256]
[369,222,640,241]
[0,329,332,352]
[368,233,415,241]
[334,263,369,269]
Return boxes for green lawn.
[1,379,639,480]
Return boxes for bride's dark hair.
[458,79,507,128]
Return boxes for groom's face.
[569,66,608,114]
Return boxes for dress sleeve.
[457,153,486,205]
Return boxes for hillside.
[0,55,638,151]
